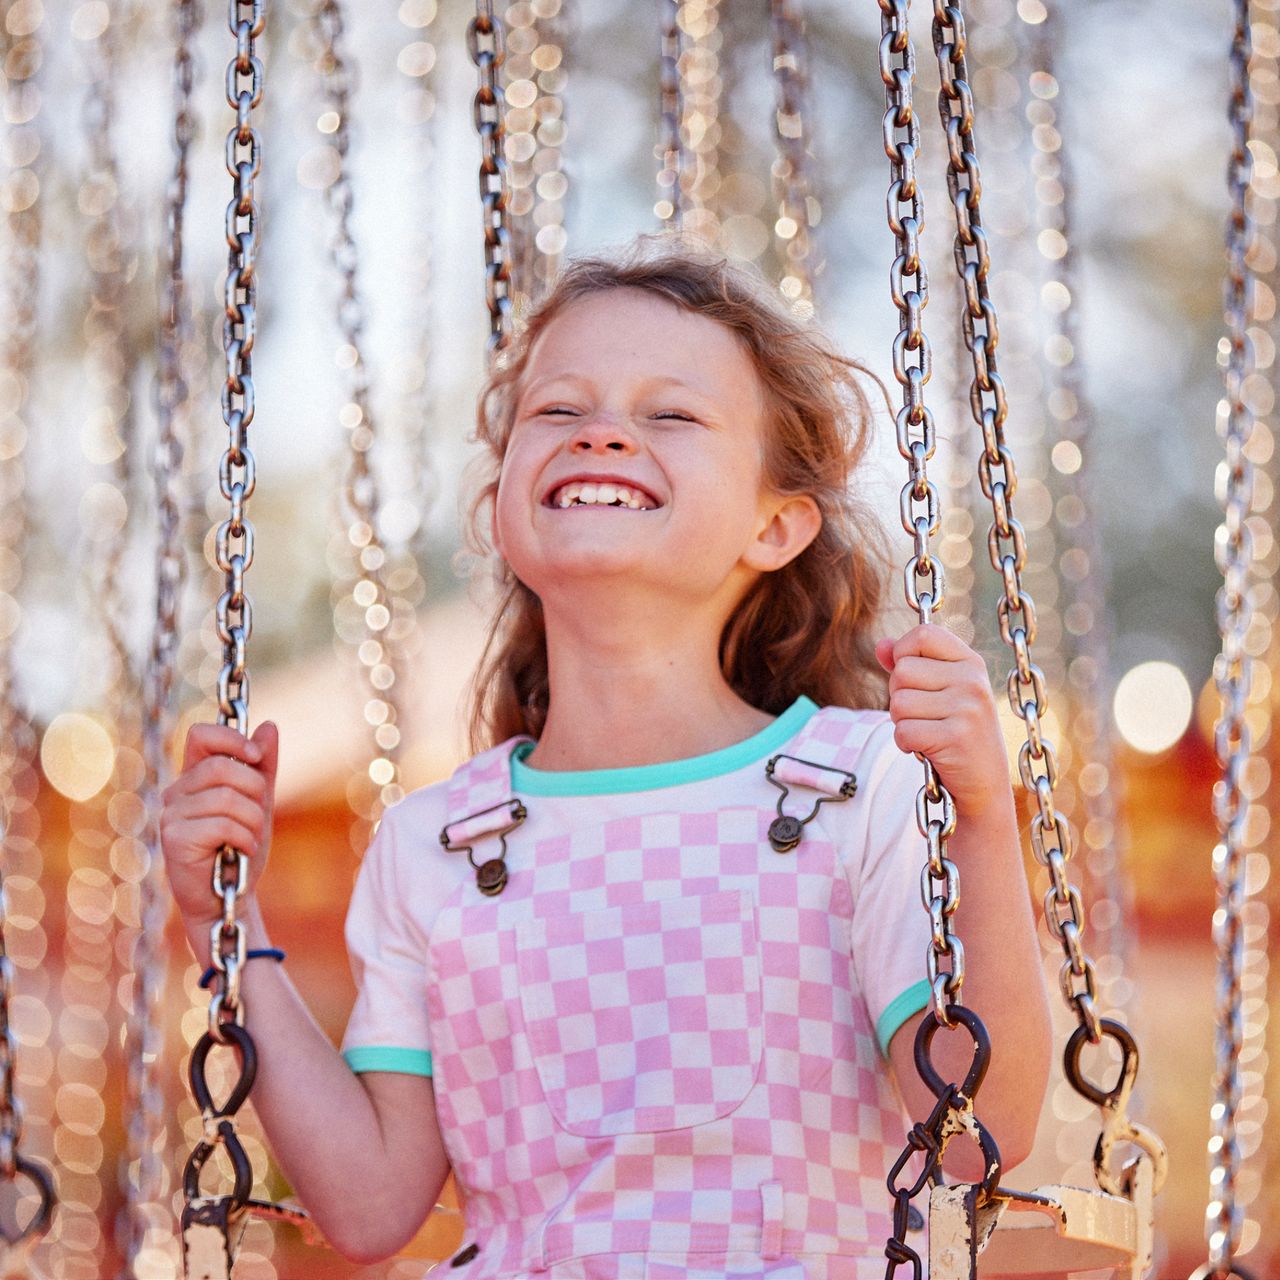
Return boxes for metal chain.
[469,0,514,357]
[179,10,269,1270]
[929,0,1168,1201]
[1200,4,1257,1274]
[678,0,723,246]
[501,0,570,312]
[1021,5,1136,1023]
[207,0,262,1036]
[878,0,965,1028]
[120,2,201,1274]
[73,7,146,1273]
[769,0,820,311]
[0,0,56,1259]
[656,0,686,227]
[877,4,998,1273]
[928,0,1098,1043]
[310,0,406,832]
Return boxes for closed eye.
[651,411,695,422]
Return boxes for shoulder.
[798,704,903,785]
[360,737,526,894]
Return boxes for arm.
[876,627,1053,1178]
[162,722,451,1262]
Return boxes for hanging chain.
[209,0,262,1036]
[929,0,1167,1199]
[678,0,723,246]
[121,2,201,1275]
[501,0,571,312]
[877,5,1001,1274]
[1196,4,1258,1277]
[1020,6,1137,1030]
[0,0,56,1257]
[656,0,686,227]
[929,0,1095,1040]
[469,0,514,356]
[310,0,406,832]
[769,0,820,311]
[879,0,964,1028]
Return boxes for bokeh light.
[40,713,114,802]
[1113,661,1193,754]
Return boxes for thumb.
[250,720,280,782]
[875,637,896,673]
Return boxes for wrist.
[183,896,268,968]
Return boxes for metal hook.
[440,799,527,895]
[763,754,857,852]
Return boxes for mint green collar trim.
[510,696,819,797]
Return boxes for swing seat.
[928,1154,1155,1280]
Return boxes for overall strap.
[441,737,531,896]
[762,705,866,853]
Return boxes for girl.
[162,239,1052,1278]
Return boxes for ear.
[742,493,822,573]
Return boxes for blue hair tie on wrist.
[199,947,286,990]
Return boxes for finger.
[892,719,945,758]
[888,689,955,723]
[165,815,261,859]
[183,722,263,772]
[888,655,954,696]
[176,755,268,800]
[250,721,280,782]
[875,638,896,673]
[171,786,267,834]
[892,623,975,664]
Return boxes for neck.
[528,588,772,772]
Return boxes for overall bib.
[426,709,917,1279]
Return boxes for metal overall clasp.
[440,799,528,896]
[764,753,857,852]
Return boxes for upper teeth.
[553,481,656,509]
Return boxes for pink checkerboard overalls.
[417,706,929,1280]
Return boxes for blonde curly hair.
[465,236,890,751]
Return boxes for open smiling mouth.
[546,481,661,510]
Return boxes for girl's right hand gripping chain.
[160,721,279,963]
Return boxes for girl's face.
[494,288,795,612]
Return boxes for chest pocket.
[515,888,763,1137]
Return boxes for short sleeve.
[845,719,933,1056]
[341,805,436,1077]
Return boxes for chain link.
[121,2,202,1273]
[469,0,514,356]
[309,0,407,834]
[656,0,686,226]
[1202,3,1256,1272]
[769,0,820,311]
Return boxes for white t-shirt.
[342,697,931,1077]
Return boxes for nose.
[569,414,636,455]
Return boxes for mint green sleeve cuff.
[875,979,931,1056]
[343,1046,434,1077]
